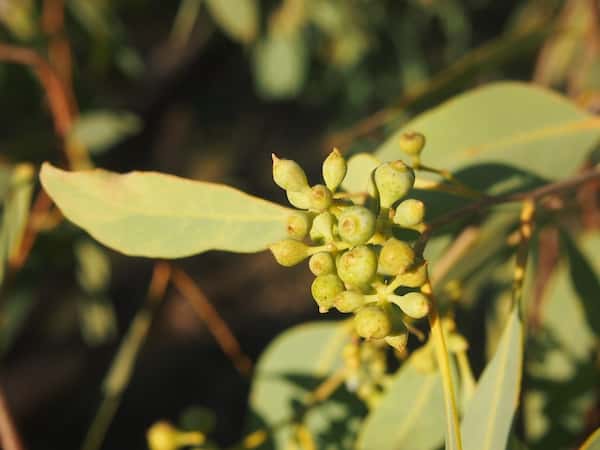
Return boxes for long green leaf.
[40,163,292,258]
[581,428,600,450]
[247,321,364,449]
[376,82,600,181]
[205,0,259,44]
[461,308,523,450]
[356,360,445,450]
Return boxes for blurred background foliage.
[0,0,599,449]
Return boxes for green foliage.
[40,163,293,258]
[69,111,142,155]
[204,0,259,44]
[461,308,523,450]
[356,359,445,450]
[247,321,365,449]
[581,428,600,450]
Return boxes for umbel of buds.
[268,135,430,351]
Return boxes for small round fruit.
[272,154,309,192]
[269,239,310,266]
[354,305,392,339]
[399,131,426,156]
[337,206,376,245]
[378,238,415,276]
[309,252,335,276]
[393,199,425,227]
[337,246,377,287]
[373,161,415,208]
[322,148,347,192]
[334,290,365,313]
[311,274,344,312]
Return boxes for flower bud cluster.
[269,137,430,351]
[343,340,388,408]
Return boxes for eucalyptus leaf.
[356,361,445,450]
[247,321,365,450]
[376,82,600,181]
[0,164,34,285]
[205,0,259,44]
[461,308,523,450]
[69,111,142,155]
[40,163,293,258]
[580,428,600,450]
[525,235,600,449]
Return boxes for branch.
[171,268,253,376]
[0,386,25,450]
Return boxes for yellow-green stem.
[423,280,464,450]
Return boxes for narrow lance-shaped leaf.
[205,0,259,44]
[40,163,293,258]
[461,308,523,450]
[580,428,600,450]
[356,359,446,450]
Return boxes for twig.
[430,226,480,286]
[81,262,171,450]
[171,268,253,376]
[417,167,600,251]
[324,24,550,149]
[423,279,463,450]
[0,386,25,450]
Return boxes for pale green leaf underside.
[376,82,600,180]
[205,0,259,44]
[40,163,292,258]
[356,362,445,450]
[248,321,356,449]
[461,308,523,450]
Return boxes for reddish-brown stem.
[0,386,25,450]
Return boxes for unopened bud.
[309,184,333,211]
[310,211,335,242]
[393,199,425,227]
[287,189,311,209]
[373,161,415,208]
[309,252,335,276]
[378,238,415,276]
[337,246,377,287]
[337,206,376,246]
[394,261,427,287]
[354,305,392,339]
[269,239,310,266]
[311,274,344,312]
[389,292,430,319]
[334,290,365,313]
[286,212,311,240]
[272,154,309,192]
[147,421,205,450]
[322,148,347,192]
[399,131,425,156]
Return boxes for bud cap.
[322,148,347,191]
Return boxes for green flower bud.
[334,290,365,313]
[322,148,347,192]
[337,246,377,287]
[287,188,311,209]
[389,292,430,319]
[310,211,335,242]
[309,252,335,276]
[378,238,415,276]
[354,305,392,339]
[272,154,309,192]
[393,199,425,227]
[399,131,426,156]
[384,330,408,351]
[373,161,415,208]
[269,239,310,266]
[286,212,311,240]
[311,274,344,312]
[395,261,427,287]
[309,184,333,211]
[147,421,205,450]
[447,333,469,353]
[337,206,376,246]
